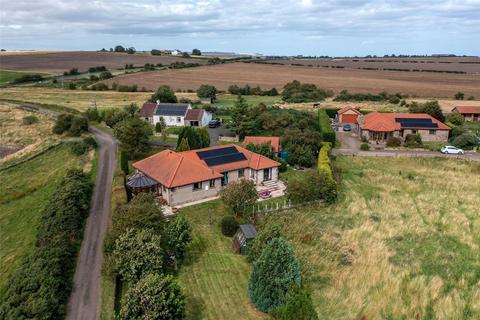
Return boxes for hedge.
[317,142,333,179]
[0,170,93,319]
[316,142,338,203]
[318,109,336,145]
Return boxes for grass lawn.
[214,94,281,109]
[177,200,265,320]
[0,144,87,294]
[0,70,48,84]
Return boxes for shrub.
[197,84,217,100]
[408,100,445,122]
[247,224,282,263]
[68,82,77,90]
[113,228,164,282]
[85,106,100,121]
[120,150,129,175]
[360,143,369,150]
[99,71,112,80]
[446,112,465,126]
[68,116,89,136]
[318,109,336,145]
[52,113,73,134]
[451,133,479,150]
[22,115,38,125]
[386,136,402,147]
[83,136,97,148]
[12,74,44,84]
[271,284,319,320]
[119,274,185,320]
[163,215,192,264]
[117,84,137,92]
[287,144,315,167]
[177,126,202,150]
[404,133,422,147]
[69,140,90,155]
[248,237,301,312]
[91,83,109,91]
[220,216,239,236]
[220,179,258,217]
[454,91,464,100]
[282,80,329,103]
[114,117,152,159]
[388,95,401,104]
[150,85,177,103]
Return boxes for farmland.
[176,156,480,319]
[0,70,49,84]
[0,51,208,74]
[100,62,480,98]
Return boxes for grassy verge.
[0,144,86,294]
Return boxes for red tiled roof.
[132,144,280,188]
[185,109,204,121]
[140,102,156,118]
[338,106,361,115]
[243,136,280,152]
[362,112,450,132]
[452,106,480,114]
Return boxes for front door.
[263,168,271,181]
[222,173,229,186]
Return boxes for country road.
[66,126,117,320]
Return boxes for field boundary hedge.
[318,109,336,145]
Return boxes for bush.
[386,136,402,147]
[360,143,369,150]
[22,115,38,125]
[12,74,44,84]
[52,113,73,134]
[247,224,282,263]
[120,150,129,175]
[113,228,164,282]
[83,136,97,148]
[318,109,335,145]
[220,216,239,236]
[446,112,465,126]
[282,80,330,103]
[451,133,479,149]
[163,215,192,264]
[69,140,90,155]
[68,116,89,136]
[404,133,422,147]
[454,91,464,100]
[286,144,315,167]
[0,170,92,319]
[271,284,319,320]
[150,85,177,103]
[117,84,137,92]
[119,274,185,320]
[114,117,153,159]
[220,179,258,217]
[197,84,217,100]
[248,238,301,312]
[85,106,100,121]
[91,83,109,91]
[388,95,401,104]
[68,82,77,90]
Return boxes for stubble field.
[100,62,480,98]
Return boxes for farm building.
[140,101,212,127]
[243,136,280,153]
[337,106,362,124]
[359,112,450,143]
[232,224,257,255]
[132,144,281,206]
[451,106,480,122]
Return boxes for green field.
[0,70,48,84]
[175,156,480,319]
[214,94,281,108]
[0,144,88,294]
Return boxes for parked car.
[208,120,221,128]
[343,124,352,132]
[441,145,464,154]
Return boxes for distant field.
[0,70,48,84]
[100,62,480,98]
[0,144,85,294]
[0,51,208,74]
[214,94,281,108]
[266,56,480,74]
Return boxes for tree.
[451,133,479,149]
[114,45,126,52]
[52,113,73,134]
[176,137,190,151]
[68,116,88,136]
[103,108,129,127]
[197,127,210,148]
[113,228,164,282]
[271,284,319,320]
[197,84,217,101]
[99,71,113,80]
[446,112,465,126]
[220,179,258,217]
[282,80,329,103]
[119,274,185,320]
[286,171,337,204]
[114,116,152,159]
[228,84,240,94]
[85,106,100,122]
[248,237,301,312]
[164,215,192,264]
[150,85,177,103]
[126,47,136,54]
[151,49,161,55]
[177,126,201,150]
[231,95,258,139]
[247,223,282,263]
[155,122,162,133]
[454,92,465,100]
[408,100,445,122]
[245,142,275,159]
[192,48,201,56]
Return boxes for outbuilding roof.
[185,109,204,121]
[243,136,280,152]
[155,103,190,116]
[452,106,480,114]
[337,106,361,115]
[239,224,257,239]
[126,172,159,188]
[140,102,157,118]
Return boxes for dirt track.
[66,126,116,320]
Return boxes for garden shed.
[232,224,257,255]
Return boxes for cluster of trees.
[246,225,318,319]
[407,100,445,122]
[192,48,201,55]
[52,113,89,136]
[454,91,475,100]
[245,142,276,159]
[197,84,217,101]
[334,90,403,104]
[114,45,136,54]
[150,85,177,103]
[229,96,321,167]
[12,74,44,84]
[170,61,201,69]
[88,65,107,73]
[63,68,80,76]
[281,80,332,103]
[449,123,480,149]
[69,136,97,156]
[176,126,210,151]
[0,170,93,318]
[104,192,192,318]
[228,84,279,96]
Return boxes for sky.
[0,0,479,56]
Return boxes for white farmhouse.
[140,102,212,127]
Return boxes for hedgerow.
[318,109,336,145]
[0,169,93,319]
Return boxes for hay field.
[265,156,480,319]
[0,102,61,163]
[100,62,480,98]
[0,51,208,74]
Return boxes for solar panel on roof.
[204,152,247,166]
[400,122,438,128]
[197,146,237,159]
[395,118,433,123]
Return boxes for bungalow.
[140,101,212,127]
[132,144,281,206]
[243,136,280,153]
[337,106,362,124]
[359,112,450,143]
[451,106,480,122]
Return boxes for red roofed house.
[359,112,450,143]
[132,144,280,206]
[243,136,280,153]
[337,106,362,124]
[451,106,480,122]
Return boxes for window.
[209,180,215,188]
[176,116,181,123]
[411,130,417,134]
[238,169,244,177]
[429,130,436,135]
[250,170,255,178]
[171,187,176,192]
[193,182,202,191]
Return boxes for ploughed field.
[0,51,208,74]
[100,62,480,98]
